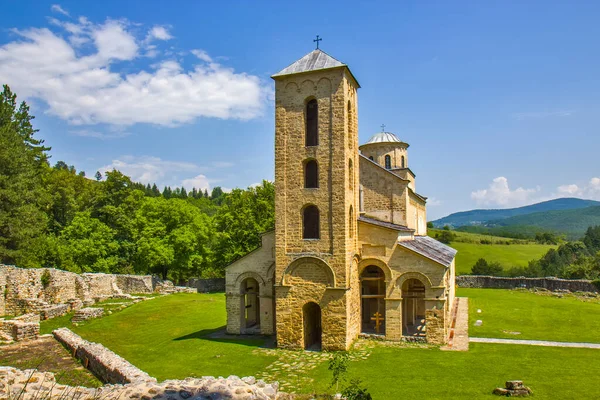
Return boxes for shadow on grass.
[173,326,276,348]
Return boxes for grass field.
[451,242,556,275]
[45,291,600,399]
[428,228,556,274]
[460,288,600,342]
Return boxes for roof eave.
[271,65,361,88]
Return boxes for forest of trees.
[0,85,274,282]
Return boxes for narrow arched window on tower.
[385,155,391,170]
[349,159,354,191]
[347,101,352,148]
[401,155,405,168]
[303,205,320,239]
[306,99,318,146]
[304,160,318,188]
[349,206,354,238]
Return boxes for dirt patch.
[0,335,101,387]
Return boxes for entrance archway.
[303,302,322,350]
[360,265,386,334]
[402,278,426,337]
[240,277,260,333]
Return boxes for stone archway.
[303,302,322,350]
[360,265,386,335]
[401,278,426,338]
[240,277,260,333]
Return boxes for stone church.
[225,48,457,351]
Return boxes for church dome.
[364,132,404,145]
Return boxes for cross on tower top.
[381,124,386,132]
[313,35,322,50]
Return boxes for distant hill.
[432,198,600,228]
[486,206,600,240]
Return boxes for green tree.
[212,181,275,271]
[437,229,455,244]
[0,85,50,267]
[471,258,503,276]
[49,212,120,272]
[133,197,212,280]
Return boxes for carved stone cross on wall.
[371,312,384,334]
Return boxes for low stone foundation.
[53,328,154,385]
[0,367,284,400]
[188,277,225,293]
[0,264,195,317]
[72,308,104,323]
[493,380,532,397]
[0,314,40,342]
[457,275,598,293]
[41,304,70,320]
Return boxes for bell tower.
[271,48,361,351]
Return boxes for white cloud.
[97,156,236,190]
[182,174,210,191]
[512,110,574,120]
[427,197,442,206]
[471,177,540,207]
[70,129,130,139]
[556,178,600,200]
[148,26,173,41]
[51,4,69,16]
[191,49,212,63]
[0,14,269,128]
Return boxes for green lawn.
[451,242,555,275]
[70,293,277,380]
[306,343,600,399]
[53,291,600,399]
[459,288,600,343]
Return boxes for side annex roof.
[397,236,457,268]
[358,215,414,232]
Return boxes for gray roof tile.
[398,236,457,267]
[272,49,346,77]
[358,216,413,232]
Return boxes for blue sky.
[2,1,600,219]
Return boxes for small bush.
[471,258,503,276]
[40,270,51,288]
[342,379,373,400]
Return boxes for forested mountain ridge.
[0,84,274,281]
[433,198,600,229]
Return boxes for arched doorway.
[240,277,260,333]
[360,265,386,334]
[402,278,426,337]
[303,302,322,350]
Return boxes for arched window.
[349,206,354,238]
[347,101,352,148]
[306,99,318,146]
[401,155,405,168]
[384,155,391,169]
[349,159,354,191]
[304,160,318,188]
[303,205,320,239]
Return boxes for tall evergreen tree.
[0,85,50,266]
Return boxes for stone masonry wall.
[53,328,156,384]
[189,278,225,293]
[0,265,190,317]
[457,275,598,292]
[0,367,283,400]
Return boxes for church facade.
[225,49,457,351]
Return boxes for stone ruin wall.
[0,265,190,317]
[457,275,598,292]
[0,328,284,400]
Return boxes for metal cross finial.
[381,124,386,132]
[314,35,322,49]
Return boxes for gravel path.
[470,337,600,349]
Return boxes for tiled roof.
[364,132,403,144]
[272,49,346,77]
[398,236,457,267]
[358,216,414,232]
